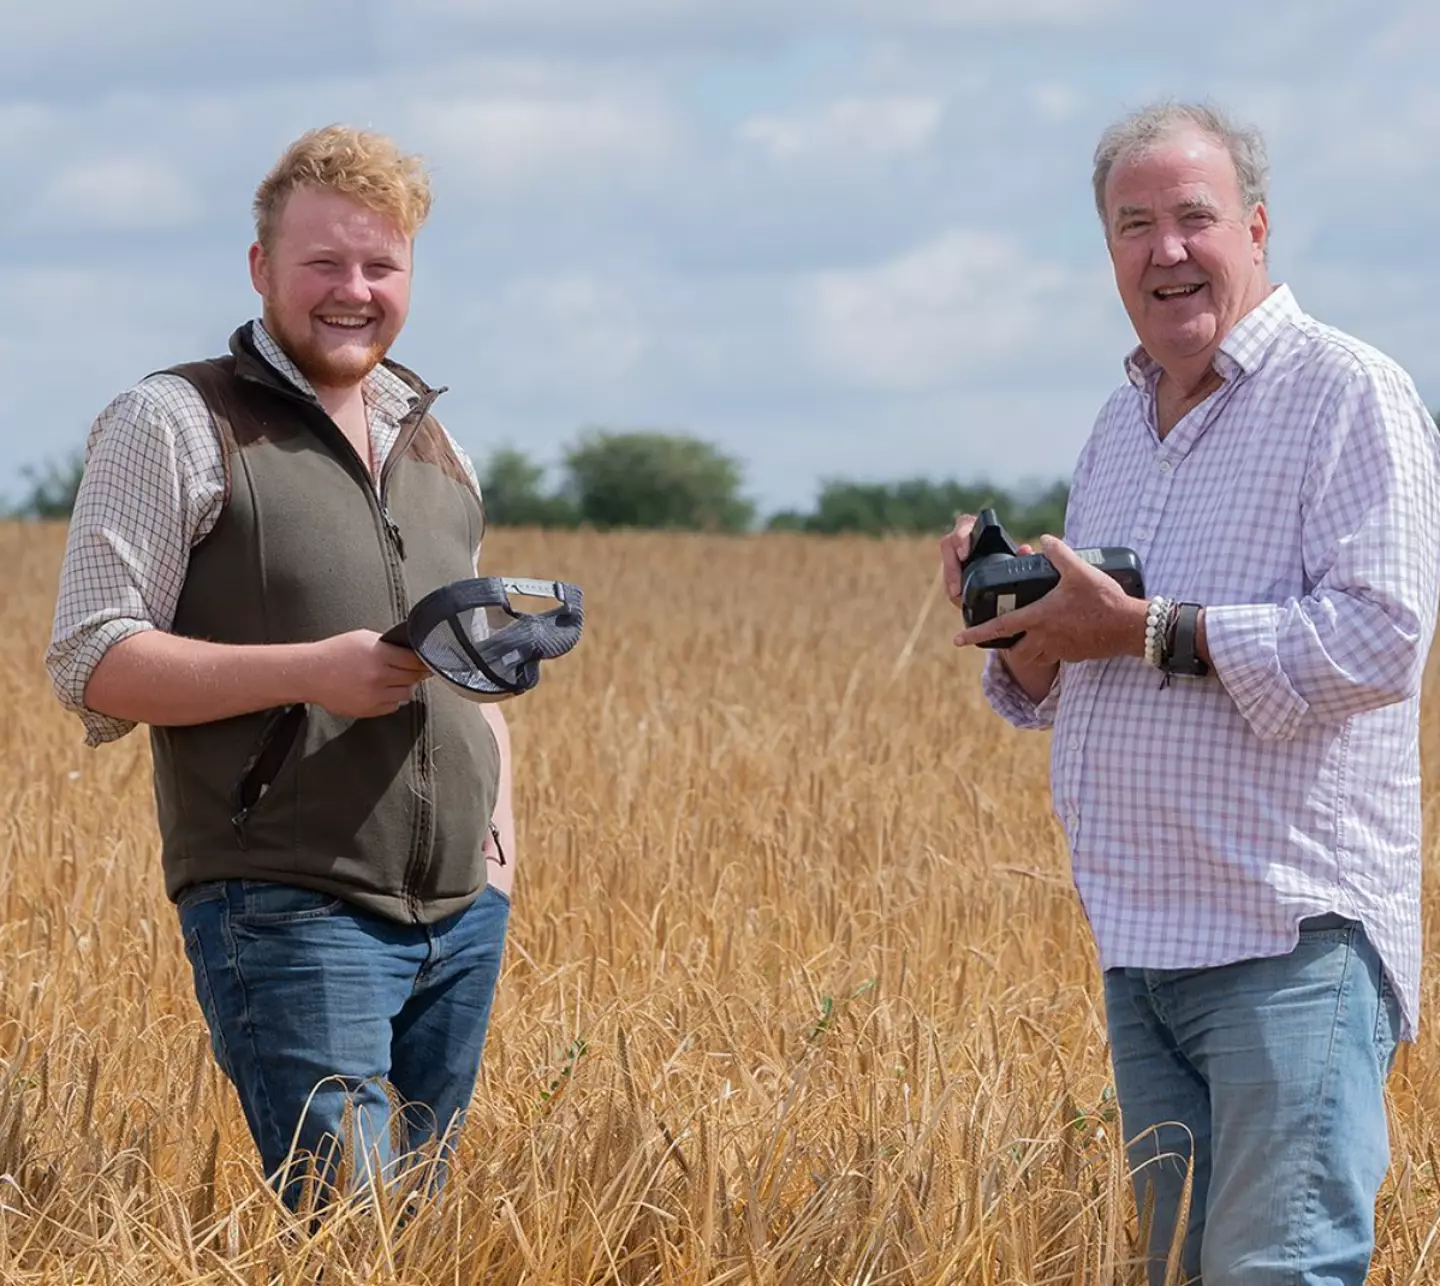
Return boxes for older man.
[941,102,1440,1284]
[46,126,515,1207]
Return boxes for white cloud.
[415,0,1133,31]
[0,2,358,85]
[407,96,679,189]
[0,1,224,56]
[0,103,59,156]
[0,263,246,483]
[1365,6,1440,59]
[2,0,1439,520]
[35,157,201,231]
[1337,88,1440,179]
[1029,82,1084,124]
[740,97,945,161]
[420,0,687,16]
[848,0,1132,22]
[460,273,652,391]
[803,231,1124,390]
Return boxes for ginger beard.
[262,301,393,389]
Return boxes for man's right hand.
[940,513,1036,607]
[939,513,1059,703]
[303,630,432,718]
[940,513,978,608]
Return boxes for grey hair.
[1091,100,1270,228]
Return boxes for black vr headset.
[381,576,585,702]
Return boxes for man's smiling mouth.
[1153,284,1204,301]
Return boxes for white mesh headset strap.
[499,577,571,603]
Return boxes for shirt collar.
[249,319,419,423]
[1124,283,1304,390]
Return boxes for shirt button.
[1068,736,1080,750]
[1158,459,1172,474]
[1066,811,1079,829]
[1135,529,1151,542]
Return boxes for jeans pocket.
[1296,912,1356,943]
[237,881,348,925]
[183,925,235,1081]
[1374,971,1401,1057]
[175,880,227,913]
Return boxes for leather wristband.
[1164,602,1210,677]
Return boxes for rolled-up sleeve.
[45,381,216,745]
[981,651,1062,729]
[1206,364,1440,742]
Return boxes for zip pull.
[383,508,406,558]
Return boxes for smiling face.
[248,185,412,392]
[1104,127,1270,378]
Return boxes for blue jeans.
[1103,914,1402,1286]
[178,880,510,1207]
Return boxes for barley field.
[3,520,1440,1285]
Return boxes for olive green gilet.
[149,323,499,924]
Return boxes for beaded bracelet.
[1143,596,1172,669]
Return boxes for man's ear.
[1249,201,1269,264]
[248,241,268,297]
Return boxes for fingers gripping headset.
[230,578,582,845]
[381,576,586,702]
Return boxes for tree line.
[14,412,1440,536]
[2,429,1073,538]
[16,412,1440,535]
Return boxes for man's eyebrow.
[1113,196,1220,221]
[298,244,404,261]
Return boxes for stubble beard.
[263,303,391,391]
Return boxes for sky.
[2,0,1437,517]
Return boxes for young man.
[942,102,1440,1284]
[47,126,515,1205]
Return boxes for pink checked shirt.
[984,285,1440,1038]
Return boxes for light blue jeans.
[1103,914,1402,1286]
[178,880,510,1208]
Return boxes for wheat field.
[3,520,1440,1285]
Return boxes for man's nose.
[1150,229,1188,267]
[332,265,372,301]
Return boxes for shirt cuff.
[46,619,154,747]
[981,650,1060,730]
[1203,603,1310,742]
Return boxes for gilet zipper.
[235,365,446,920]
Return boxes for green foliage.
[5,450,85,520]
[768,476,1071,541]
[4,436,1072,539]
[479,446,579,528]
[539,1038,589,1104]
[1007,478,1072,543]
[12,412,1440,530]
[562,430,755,532]
[804,979,877,1044]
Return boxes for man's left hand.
[953,534,1148,664]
